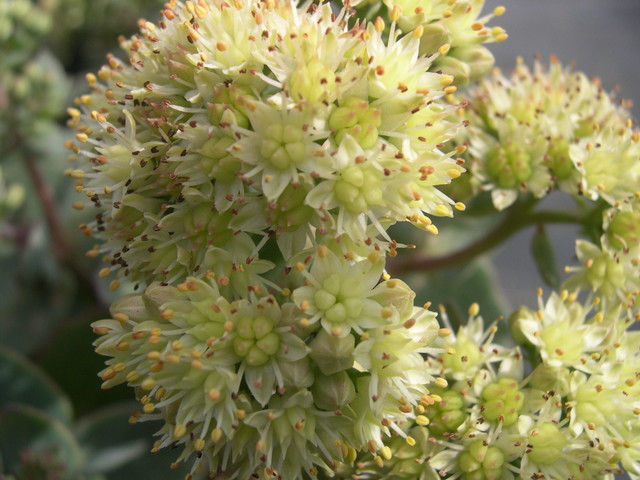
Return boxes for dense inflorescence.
[321,299,640,480]
[65,0,640,479]
[459,57,639,210]
[64,0,467,289]
[66,0,474,478]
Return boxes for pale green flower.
[427,303,521,381]
[570,126,640,206]
[603,200,640,253]
[459,58,636,209]
[514,291,610,370]
[563,239,640,311]
[232,103,330,200]
[375,0,507,85]
[292,247,389,338]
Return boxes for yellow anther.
[146,351,161,361]
[211,428,223,443]
[173,424,187,438]
[380,446,392,460]
[492,26,508,42]
[374,16,385,32]
[468,302,480,316]
[208,388,221,401]
[447,168,462,178]
[435,377,448,388]
[435,204,451,217]
[454,202,466,211]
[381,307,394,319]
[141,378,156,390]
[195,5,208,17]
[438,43,451,55]
[439,75,454,86]
[438,328,452,337]
[412,25,424,38]
[69,169,85,179]
[416,415,430,426]
[493,6,506,16]
[390,5,401,21]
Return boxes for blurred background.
[0,0,638,478]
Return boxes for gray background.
[482,0,640,309]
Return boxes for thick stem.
[389,201,585,275]
[22,153,71,262]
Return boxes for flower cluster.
[459,57,638,210]
[67,0,474,477]
[92,248,443,478]
[65,0,466,288]
[347,0,508,87]
[326,298,640,480]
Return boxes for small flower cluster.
[562,198,640,322]
[325,298,640,480]
[347,0,508,87]
[69,0,472,478]
[459,57,638,210]
[92,246,444,478]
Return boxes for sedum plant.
[61,0,640,479]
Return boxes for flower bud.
[309,329,355,375]
[311,371,356,411]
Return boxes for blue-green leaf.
[75,403,196,479]
[0,347,73,424]
[0,404,82,476]
[531,225,561,290]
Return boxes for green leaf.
[75,403,196,479]
[0,347,73,424]
[0,404,82,476]
[531,225,561,290]
[38,322,130,416]
[0,238,76,355]
[410,257,510,334]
